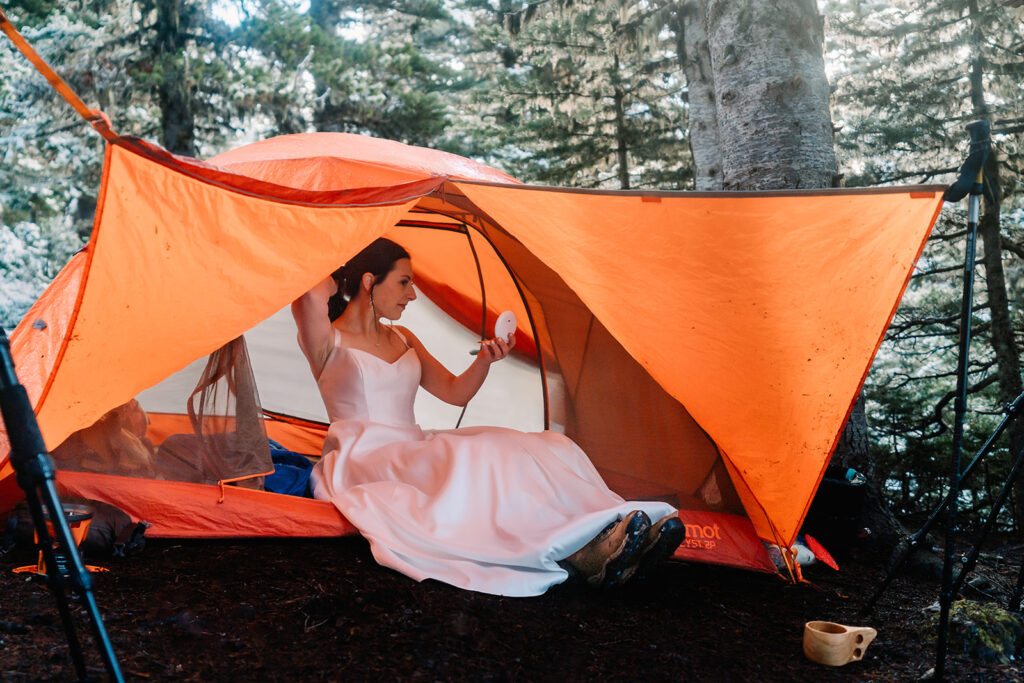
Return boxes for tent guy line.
[0,6,117,141]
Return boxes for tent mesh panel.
[52,337,272,487]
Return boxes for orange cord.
[217,470,276,503]
[0,7,116,140]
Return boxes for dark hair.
[327,238,411,321]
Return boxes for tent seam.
[115,138,445,209]
[454,178,948,199]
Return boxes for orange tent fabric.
[209,132,517,189]
[452,183,943,543]
[0,133,944,566]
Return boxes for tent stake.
[0,327,125,682]
[934,119,991,680]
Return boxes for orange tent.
[0,133,945,573]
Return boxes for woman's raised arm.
[291,277,337,379]
[398,326,515,407]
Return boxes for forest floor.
[1,534,1022,681]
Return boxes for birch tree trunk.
[692,0,902,545]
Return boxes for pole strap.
[0,7,116,141]
[943,120,995,203]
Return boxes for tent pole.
[935,119,990,680]
[0,327,125,682]
[455,224,488,429]
[861,390,1023,615]
[401,217,551,429]
[468,229,551,430]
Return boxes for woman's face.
[371,258,417,319]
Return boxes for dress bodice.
[316,329,421,427]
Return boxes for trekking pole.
[949,439,1024,598]
[861,390,1024,615]
[1010,551,1024,613]
[933,119,990,680]
[0,327,124,682]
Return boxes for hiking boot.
[635,514,685,580]
[562,510,651,587]
[599,510,653,588]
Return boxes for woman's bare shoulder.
[392,325,419,346]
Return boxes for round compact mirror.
[494,311,517,341]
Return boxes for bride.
[292,238,684,597]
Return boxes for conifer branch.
[1001,237,1024,260]
[872,166,959,185]
[912,260,985,278]
[888,307,990,339]
[890,360,996,391]
[916,373,1000,438]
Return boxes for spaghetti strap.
[390,326,410,349]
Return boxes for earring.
[369,290,382,346]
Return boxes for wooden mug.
[803,621,877,666]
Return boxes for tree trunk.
[704,0,837,190]
[698,0,902,546]
[308,0,338,31]
[833,396,906,547]
[677,0,722,190]
[612,55,630,190]
[968,0,1024,531]
[309,1,347,134]
[155,0,195,156]
[978,156,1024,531]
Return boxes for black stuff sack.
[1,498,148,559]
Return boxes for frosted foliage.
[0,219,83,329]
[0,8,136,227]
[824,0,1024,199]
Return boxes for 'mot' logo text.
[683,523,721,550]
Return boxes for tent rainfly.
[0,133,945,573]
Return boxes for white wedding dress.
[309,329,676,597]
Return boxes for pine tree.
[0,0,259,326]
[825,0,1024,529]
[0,2,130,327]
[466,0,691,189]
[236,0,467,147]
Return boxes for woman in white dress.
[292,239,684,597]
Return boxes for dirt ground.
[1,534,1022,681]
